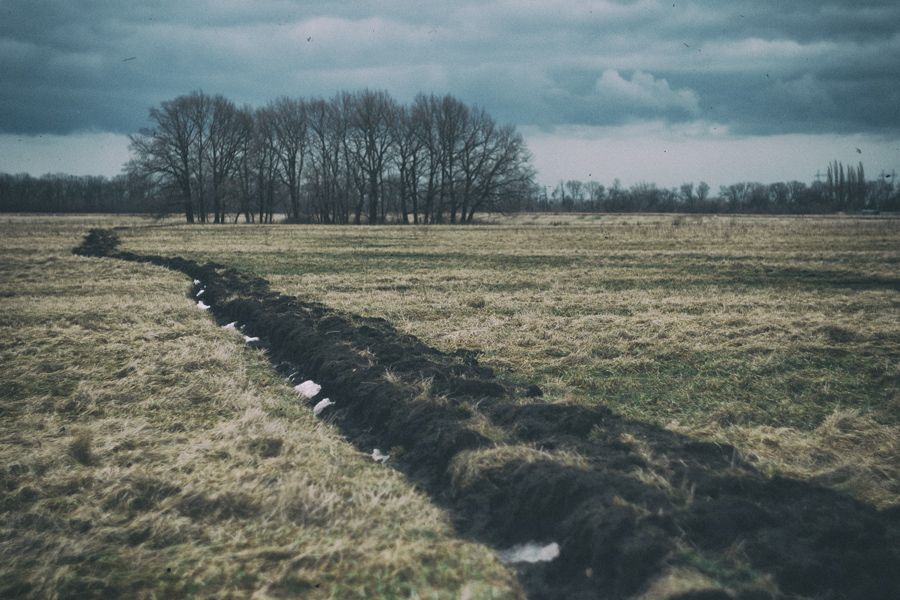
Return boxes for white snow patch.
[313,398,334,415]
[197,300,210,310]
[244,336,259,343]
[196,288,205,296]
[222,322,238,330]
[496,542,560,564]
[294,380,322,398]
[371,449,391,463]
[193,279,201,285]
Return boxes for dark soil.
[75,230,900,600]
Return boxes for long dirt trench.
[75,229,900,600]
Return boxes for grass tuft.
[68,427,94,466]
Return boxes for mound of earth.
[75,230,900,599]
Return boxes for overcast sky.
[2,0,898,192]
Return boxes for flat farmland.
[0,216,521,599]
[125,214,900,504]
[3,213,899,599]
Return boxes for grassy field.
[2,213,899,598]
[0,216,521,599]
[117,213,900,506]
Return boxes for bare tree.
[128,91,249,223]
[460,122,535,222]
[411,93,442,223]
[565,180,585,207]
[856,162,867,209]
[128,92,207,223]
[343,90,397,224]
[184,92,214,222]
[233,106,268,223]
[696,181,710,203]
[721,182,749,211]
[307,97,349,223]
[267,96,309,222]
[435,95,470,223]
[585,181,605,211]
[679,182,695,209]
[245,107,281,223]
[208,95,250,223]
[392,104,426,224]
[768,182,790,211]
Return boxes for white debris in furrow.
[313,398,334,415]
[294,380,322,398]
[371,449,390,463]
[496,542,560,564]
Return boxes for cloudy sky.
[2,0,899,192]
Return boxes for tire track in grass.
[76,229,900,600]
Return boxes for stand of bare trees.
[529,163,899,216]
[126,89,536,224]
[0,172,151,214]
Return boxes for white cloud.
[594,69,700,114]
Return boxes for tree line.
[2,160,896,218]
[2,100,898,219]
[529,161,898,215]
[124,89,536,224]
[0,172,147,214]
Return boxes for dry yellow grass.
[111,213,900,511]
[5,213,899,599]
[0,218,522,599]
[683,409,900,509]
[102,215,900,506]
[448,446,590,494]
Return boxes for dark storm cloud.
[1,2,157,134]
[2,0,899,137]
[708,0,900,45]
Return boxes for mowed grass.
[0,217,521,599]
[118,213,900,508]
